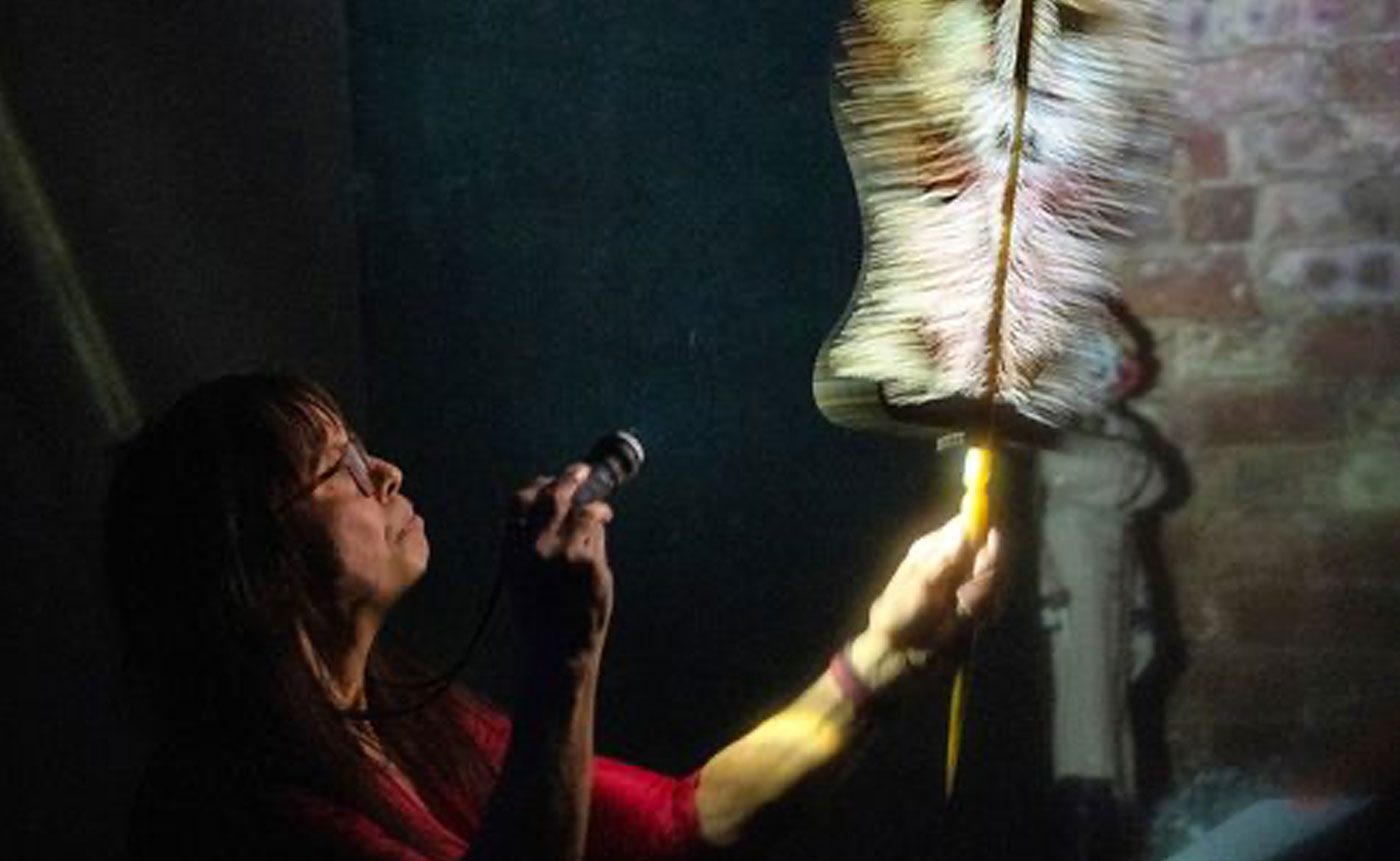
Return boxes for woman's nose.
[370,457,403,500]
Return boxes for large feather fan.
[816,0,1172,435]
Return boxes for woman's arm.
[694,516,1001,849]
[469,466,614,861]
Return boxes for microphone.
[573,430,645,507]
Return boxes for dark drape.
[1,2,363,855]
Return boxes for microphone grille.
[589,429,644,482]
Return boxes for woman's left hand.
[865,516,1002,657]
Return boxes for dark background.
[4,2,1049,858]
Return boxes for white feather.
[824,0,1173,427]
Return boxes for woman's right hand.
[503,465,615,663]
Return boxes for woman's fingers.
[507,465,616,570]
[526,463,584,534]
[508,476,552,522]
[915,513,968,565]
[870,515,1005,651]
[955,528,1003,623]
[954,569,994,621]
[973,528,999,579]
[509,465,604,541]
[563,501,613,561]
[504,466,617,658]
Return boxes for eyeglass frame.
[281,434,376,508]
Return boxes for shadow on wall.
[1119,305,1193,813]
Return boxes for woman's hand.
[865,515,1002,658]
[503,465,615,663]
[480,466,612,861]
[693,516,1002,849]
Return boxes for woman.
[105,373,1000,860]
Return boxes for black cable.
[343,561,506,721]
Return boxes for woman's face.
[291,417,429,620]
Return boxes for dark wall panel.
[348,4,1047,858]
[2,2,363,855]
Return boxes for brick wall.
[1121,0,1400,778]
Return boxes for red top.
[129,697,703,861]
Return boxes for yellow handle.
[959,445,992,542]
[946,669,968,799]
[947,445,992,799]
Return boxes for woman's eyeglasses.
[283,436,375,506]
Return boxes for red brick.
[1164,509,1325,588]
[1164,383,1347,446]
[1161,321,1294,385]
[1345,379,1400,441]
[1124,251,1258,319]
[1295,656,1400,771]
[1170,652,1309,772]
[1295,313,1400,376]
[1232,0,1301,44]
[1257,182,1351,243]
[1183,648,1308,716]
[1173,0,1400,52]
[1231,445,1343,508]
[1268,244,1400,308]
[1238,110,1351,176]
[1344,109,1400,173]
[1240,108,1400,177]
[1172,0,1299,55]
[1337,447,1400,511]
[1300,583,1400,654]
[1328,38,1400,105]
[1182,49,1324,120]
[1177,123,1231,180]
[1342,177,1400,238]
[1296,0,1400,41]
[1167,444,1343,513]
[1169,518,1317,660]
[1125,200,1177,243]
[1219,582,1313,645]
[1183,186,1258,243]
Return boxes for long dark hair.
[104,373,495,852]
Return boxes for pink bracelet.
[828,645,874,711]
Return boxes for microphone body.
[573,430,645,506]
